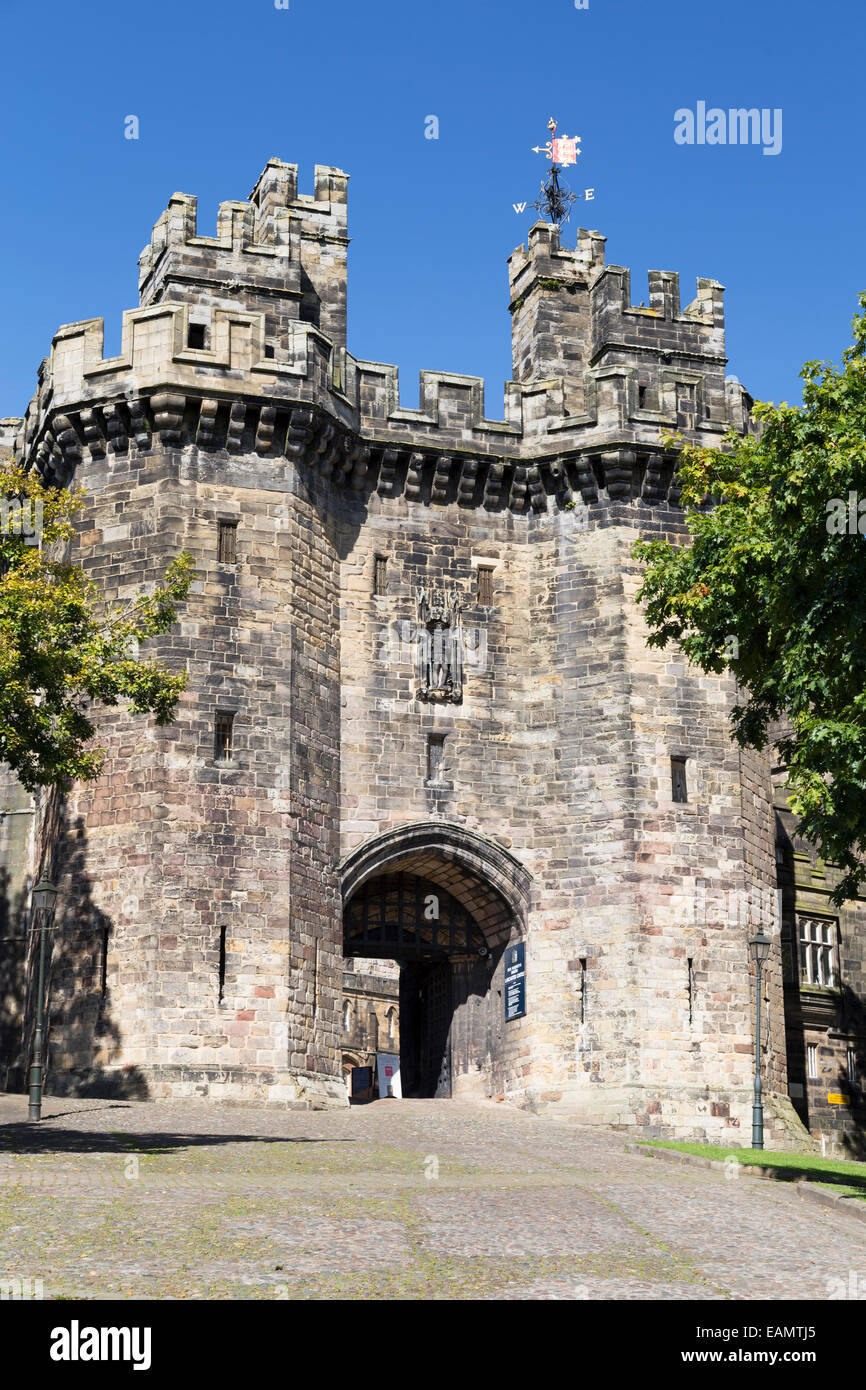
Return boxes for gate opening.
[342,870,502,1099]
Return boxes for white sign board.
[376,1052,402,1099]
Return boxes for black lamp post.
[28,877,58,1122]
[748,923,772,1150]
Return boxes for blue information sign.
[504,942,526,1021]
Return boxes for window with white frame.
[807,1043,819,1079]
[848,1047,858,1088]
[798,916,837,987]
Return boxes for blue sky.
[0,0,863,418]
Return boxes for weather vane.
[519,118,595,232]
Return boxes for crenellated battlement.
[138,158,349,347]
[590,263,725,349]
[508,222,607,294]
[9,158,751,513]
[0,418,23,458]
[508,221,727,428]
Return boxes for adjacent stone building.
[341,956,399,1094]
[0,157,863,1150]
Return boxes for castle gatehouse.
[1,158,863,1151]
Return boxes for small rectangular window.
[188,323,207,350]
[671,756,688,803]
[214,712,234,761]
[687,957,694,1026]
[264,344,275,359]
[477,566,494,606]
[807,1043,819,1080]
[218,521,237,565]
[848,1047,858,1088]
[676,382,696,428]
[374,555,388,596]
[579,958,587,1025]
[427,734,445,784]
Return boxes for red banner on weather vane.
[532,117,582,167]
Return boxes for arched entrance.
[340,823,531,1099]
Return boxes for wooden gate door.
[420,960,452,1098]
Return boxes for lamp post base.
[752,1101,764,1150]
[28,1021,44,1122]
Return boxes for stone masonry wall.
[775,769,866,1156]
[0,158,815,1138]
[27,437,344,1106]
[335,479,794,1137]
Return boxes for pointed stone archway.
[340,823,532,1099]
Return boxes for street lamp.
[28,877,58,1122]
[748,923,772,1150]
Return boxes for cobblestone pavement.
[0,1092,863,1300]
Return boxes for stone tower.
[0,158,804,1143]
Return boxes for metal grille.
[214,712,234,760]
[344,873,486,960]
[423,962,452,1098]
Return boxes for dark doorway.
[344,871,492,1099]
[400,960,452,1098]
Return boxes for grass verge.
[638,1140,866,1199]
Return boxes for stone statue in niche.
[416,588,463,703]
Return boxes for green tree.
[634,294,866,905]
[0,458,192,791]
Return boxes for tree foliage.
[0,459,192,792]
[634,294,866,904]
